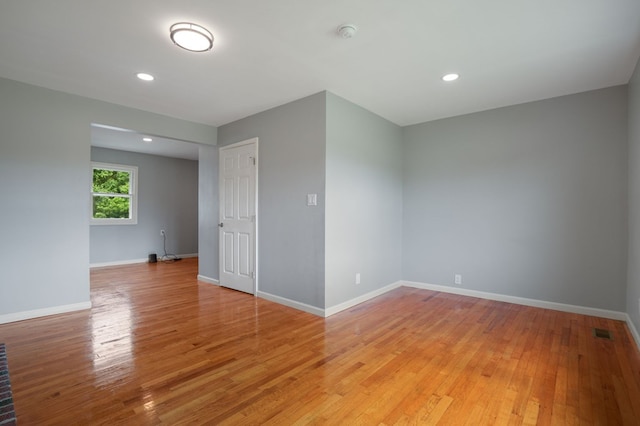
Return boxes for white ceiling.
[1,1,639,148]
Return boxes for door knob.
[218,222,224,227]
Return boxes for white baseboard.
[0,301,92,324]
[90,258,148,268]
[197,275,220,285]
[324,281,403,317]
[401,280,628,321]
[625,314,640,350]
[257,291,325,317]
[256,282,403,318]
[90,253,198,268]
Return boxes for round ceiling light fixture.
[170,22,213,52]
[442,73,459,82]
[337,24,357,39]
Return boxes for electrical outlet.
[355,273,361,285]
[160,229,165,236]
[454,274,462,285]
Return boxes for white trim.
[90,253,198,268]
[91,258,148,268]
[255,139,259,295]
[324,281,403,317]
[218,137,259,295]
[257,291,325,317]
[625,314,640,351]
[91,162,138,225]
[401,280,628,321]
[197,275,220,285]
[258,283,403,318]
[0,302,92,324]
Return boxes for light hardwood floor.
[1,258,639,425]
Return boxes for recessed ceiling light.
[137,72,155,81]
[143,137,153,142]
[442,73,459,82]
[170,22,213,52]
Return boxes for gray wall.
[217,92,326,308]
[2,72,636,324]
[198,144,219,280]
[325,92,403,307]
[403,86,628,311]
[90,147,198,264]
[0,78,90,315]
[0,77,216,319]
[628,58,640,332]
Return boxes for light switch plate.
[307,193,317,206]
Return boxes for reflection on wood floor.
[1,257,639,424]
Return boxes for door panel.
[222,231,234,273]
[219,139,257,294]
[223,177,234,219]
[239,176,250,219]
[238,232,251,276]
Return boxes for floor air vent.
[592,328,613,340]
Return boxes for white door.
[219,139,257,294]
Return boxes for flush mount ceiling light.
[442,73,459,82]
[143,137,153,142]
[170,22,213,52]
[136,72,154,81]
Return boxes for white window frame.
[91,162,138,225]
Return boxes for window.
[91,162,138,225]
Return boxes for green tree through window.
[91,162,138,224]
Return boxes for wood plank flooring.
[1,258,639,424]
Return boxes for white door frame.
[218,137,259,294]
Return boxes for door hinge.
[251,215,256,223]
[251,271,255,279]
[250,156,256,166]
